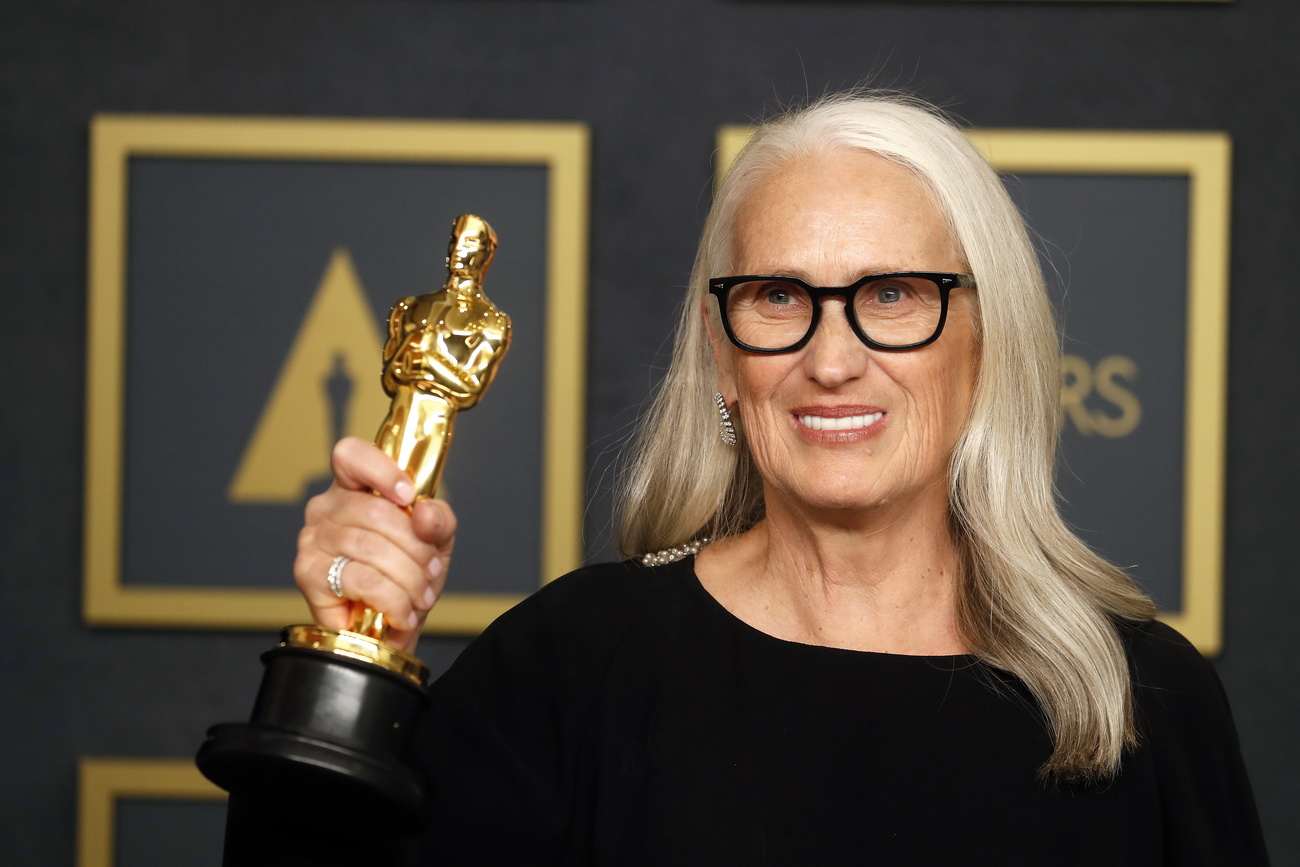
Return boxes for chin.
[780,478,895,515]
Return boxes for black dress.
[225,558,1268,865]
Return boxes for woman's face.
[710,149,979,520]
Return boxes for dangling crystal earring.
[715,393,737,446]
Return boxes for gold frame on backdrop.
[78,758,224,867]
[716,126,1231,655]
[84,115,590,634]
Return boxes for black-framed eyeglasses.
[707,272,977,354]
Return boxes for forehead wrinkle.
[738,211,928,283]
[729,149,959,281]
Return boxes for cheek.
[729,352,783,409]
[895,356,974,459]
[902,313,978,448]
[733,372,782,445]
[741,408,789,464]
[730,359,797,459]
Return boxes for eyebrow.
[736,265,914,282]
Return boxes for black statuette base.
[197,644,431,835]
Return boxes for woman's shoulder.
[1117,619,1254,807]
[435,558,695,684]
[497,557,693,631]
[1116,623,1270,862]
[1117,619,1232,719]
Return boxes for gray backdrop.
[2,0,1298,863]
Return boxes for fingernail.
[394,479,414,504]
[407,612,420,630]
[423,587,437,609]
[427,558,443,579]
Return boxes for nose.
[801,299,869,387]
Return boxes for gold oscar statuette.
[285,212,512,667]
[198,214,512,833]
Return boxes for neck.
[698,485,968,655]
[446,272,480,296]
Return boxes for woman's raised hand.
[294,436,456,653]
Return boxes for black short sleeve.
[1126,621,1270,865]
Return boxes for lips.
[797,412,883,431]
[791,405,887,435]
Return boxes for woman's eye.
[875,286,903,304]
[761,282,803,305]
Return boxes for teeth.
[798,412,882,431]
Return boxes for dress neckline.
[678,555,979,663]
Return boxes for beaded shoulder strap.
[640,537,711,567]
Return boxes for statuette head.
[446,214,497,280]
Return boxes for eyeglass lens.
[724,276,945,350]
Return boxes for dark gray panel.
[116,800,226,867]
[123,158,548,594]
[1008,174,1190,609]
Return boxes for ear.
[701,299,737,403]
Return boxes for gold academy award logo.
[227,249,391,505]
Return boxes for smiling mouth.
[796,412,884,431]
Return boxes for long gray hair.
[616,92,1155,781]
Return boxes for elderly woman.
[236,94,1267,864]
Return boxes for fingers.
[412,498,456,600]
[329,437,415,507]
[295,472,459,655]
[295,536,431,640]
[297,494,434,630]
[312,486,437,568]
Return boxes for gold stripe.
[81,582,527,634]
[539,125,591,584]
